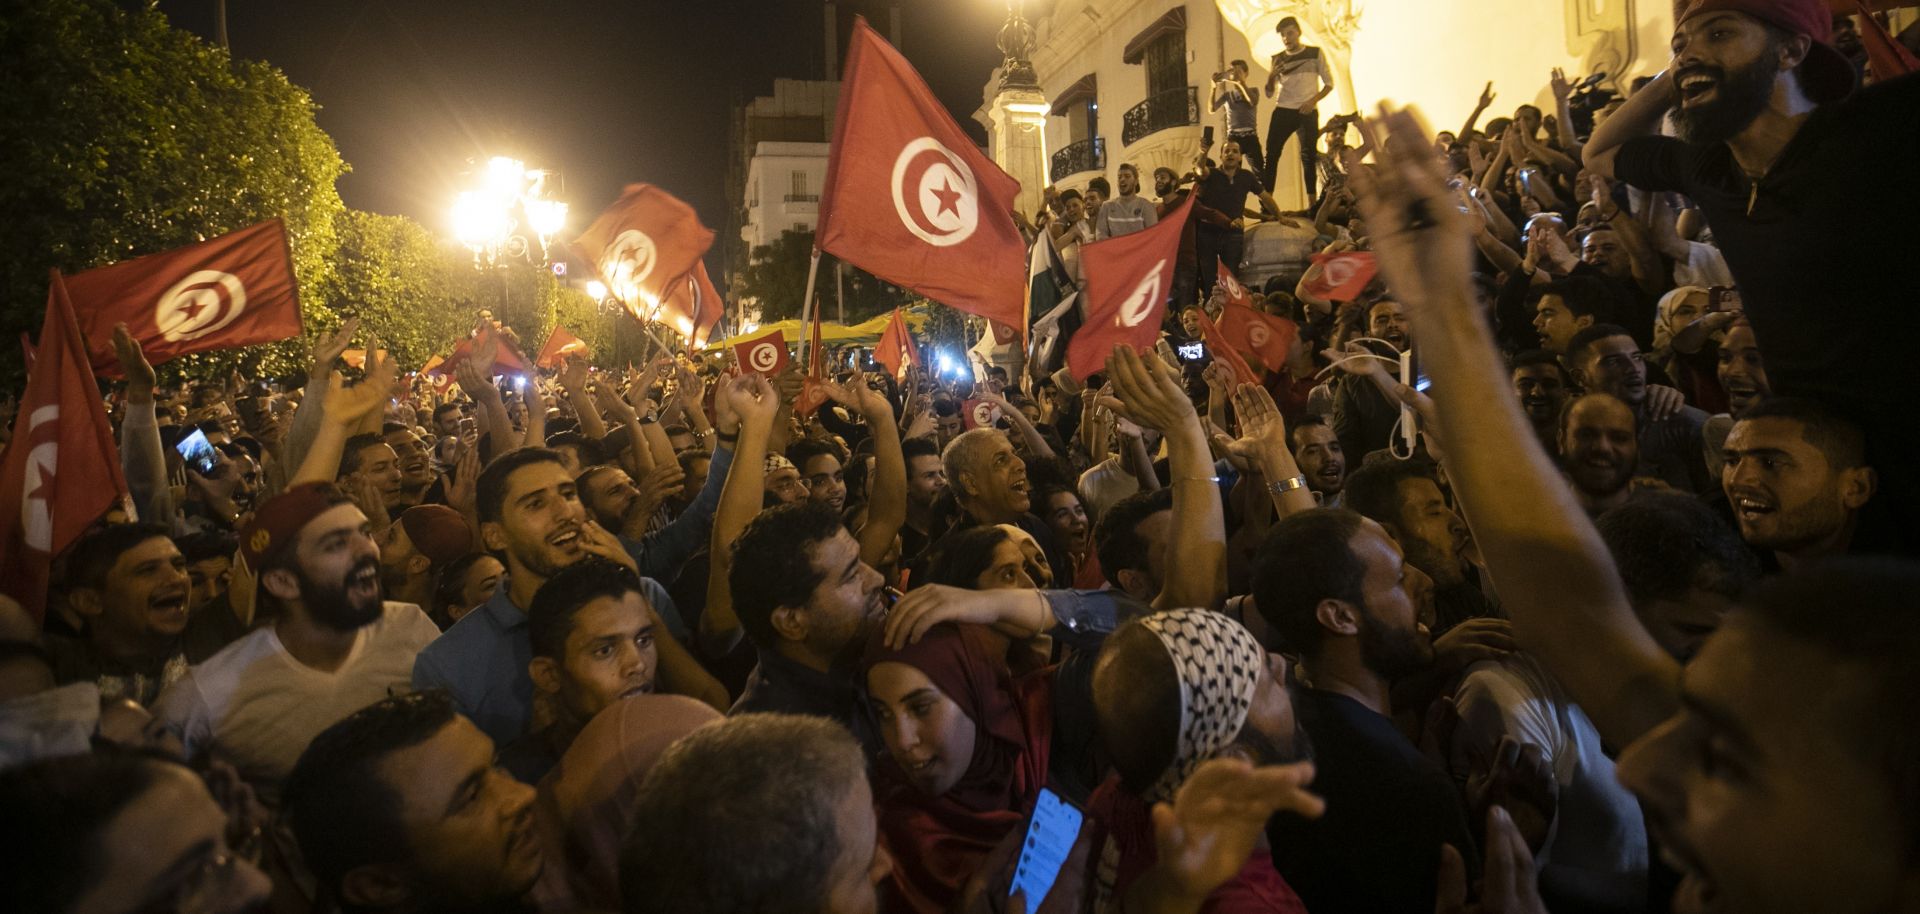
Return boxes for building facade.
[741,140,831,253]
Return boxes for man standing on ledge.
[1584,0,1919,553]
[1263,16,1335,203]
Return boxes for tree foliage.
[739,229,917,325]
[0,0,348,382]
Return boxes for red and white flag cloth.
[1300,251,1378,303]
[574,184,715,318]
[961,398,1004,430]
[66,219,303,378]
[536,326,589,369]
[1214,303,1299,372]
[0,274,131,622]
[444,320,534,377]
[874,308,920,381]
[1067,195,1196,380]
[657,261,726,347]
[816,17,1027,331]
[732,327,790,377]
[1217,262,1254,310]
[1196,309,1260,386]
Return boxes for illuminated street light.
[450,156,568,268]
[584,279,608,301]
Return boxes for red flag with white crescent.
[536,325,590,369]
[1301,251,1379,303]
[65,219,303,378]
[816,17,1027,331]
[1214,303,1299,372]
[574,184,715,317]
[1196,309,1259,386]
[1217,262,1254,310]
[1066,195,1195,380]
[658,261,726,346]
[0,274,131,622]
[874,308,920,381]
[732,327,790,377]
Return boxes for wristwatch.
[1268,475,1309,495]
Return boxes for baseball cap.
[239,482,352,573]
[1679,0,1858,103]
[397,504,475,568]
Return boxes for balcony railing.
[1122,87,1199,147]
[1049,137,1106,184]
[784,193,819,202]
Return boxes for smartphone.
[1707,286,1740,312]
[1176,341,1207,363]
[1202,125,1215,148]
[1009,788,1083,914]
[175,428,219,477]
[1399,350,1424,452]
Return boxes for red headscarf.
[860,623,1054,914]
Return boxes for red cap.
[1679,0,1857,103]
[397,504,475,568]
[239,482,351,572]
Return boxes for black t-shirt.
[1268,688,1478,914]
[1612,73,1920,423]
[1196,167,1266,229]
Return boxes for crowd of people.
[3,0,1919,912]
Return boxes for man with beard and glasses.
[152,483,442,801]
[1588,0,1920,552]
[1722,396,1877,568]
[1566,324,1713,494]
[1343,461,1500,634]
[1511,350,1573,451]
[1558,394,1643,517]
[285,691,545,914]
[412,447,723,746]
[1253,508,1492,914]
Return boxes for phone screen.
[174,428,218,476]
[1176,342,1206,363]
[1009,788,1083,914]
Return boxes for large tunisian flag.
[0,275,131,622]
[816,17,1026,331]
[657,260,726,347]
[1067,195,1196,379]
[67,219,303,378]
[575,184,715,319]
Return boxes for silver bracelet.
[1268,475,1309,495]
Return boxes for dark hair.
[1735,396,1867,468]
[1289,414,1331,448]
[1230,58,1248,70]
[1252,509,1369,657]
[1277,15,1299,29]
[786,438,844,474]
[1510,348,1570,381]
[932,400,961,418]
[547,431,603,467]
[528,559,644,660]
[381,422,412,437]
[65,523,173,591]
[1092,620,1183,794]
[1739,558,1920,854]
[178,530,238,565]
[902,437,941,464]
[284,691,459,896]
[476,447,567,525]
[1056,189,1083,205]
[1342,460,1438,530]
[432,402,464,423]
[924,527,1015,589]
[433,552,497,626]
[0,752,171,914]
[338,433,391,478]
[1095,488,1175,586]
[661,423,691,441]
[729,503,846,649]
[1564,322,1636,369]
[619,714,869,914]
[1527,275,1614,321]
[676,448,713,477]
[1597,492,1759,610]
[1087,176,1112,198]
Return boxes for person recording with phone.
[1210,60,1264,179]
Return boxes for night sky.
[153,0,1009,239]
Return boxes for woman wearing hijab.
[861,623,1058,914]
[530,694,723,913]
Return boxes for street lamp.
[449,156,569,267]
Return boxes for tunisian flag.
[536,326,589,369]
[1196,309,1259,386]
[816,17,1026,331]
[658,261,725,346]
[0,275,131,622]
[574,185,715,317]
[874,308,920,381]
[67,219,303,378]
[1215,303,1299,372]
[1217,262,1255,310]
[733,327,790,377]
[1067,195,1195,380]
[1301,251,1379,302]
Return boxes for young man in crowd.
[1193,139,1284,299]
[1095,163,1160,240]
[284,691,544,914]
[788,438,849,516]
[1511,349,1573,450]
[376,503,474,612]
[898,437,947,567]
[1565,323,1713,493]
[1721,396,1876,567]
[1342,461,1497,632]
[502,558,659,782]
[1558,393,1643,517]
[338,432,406,522]
[1210,59,1264,178]
[1290,416,1346,506]
[44,523,195,707]
[1262,16,1335,200]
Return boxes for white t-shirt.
[1673,240,1734,288]
[153,601,440,802]
[1078,455,1142,523]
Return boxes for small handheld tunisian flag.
[536,326,589,369]
[67,219,303,378]
[1067,194,1196,380]
[1217,262,1255,310]
[1215,303,1299,372]
[445,320,535,377]
[574,184,715,317]
[657,261,726,347]
[1196,309,1259,386]
[733,327,790,377]
[961,398,1004,430]
[874,308,920,381]
[1301,251,1378,303]
[0,275,131,622]
[816,17,1026,331]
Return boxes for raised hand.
[1435,806,1549,914]
[1464,736,1559,855]
[578,519,639,574]
[1549,67,1572,102]
[632,463,688,522]
[309,317,361,378]
[558,356,591,394]
[348,473,391,534]
[1101,346,1197,433]
[111,324,157,401]
[445,439,481,518]
[1224,383,1290,460]
[722,373,779,430]
[1477,81,1496,110]
[1431,617,1518,677]
[822,375,891,420]
[1149,758,1325,903]
[1643,383,1686,422]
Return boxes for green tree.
[322,210,465,370]
[738,229,915,325]
[0,0,348,382]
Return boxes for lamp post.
[449,156,569,269]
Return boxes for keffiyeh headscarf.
[764,453,796,473]
[1141,608,1266,802]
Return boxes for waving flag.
[575,185,715,317]
[658,261,726,347]
[66,219,303,378]
[1215,303,1299,372]
[732,327,790,377]
[0,275,131,622]
[874,308,920,381]
[1067,195,1196,380]
[1217,261,1254,310]
[1196,309,1259,386]
[816,17,1026,330]
[536,326,589,369]
[445,320,534,377]
[1301,251,1378,303]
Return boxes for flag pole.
[799,248,822,369]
